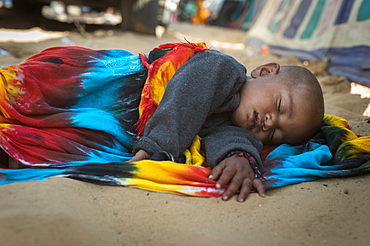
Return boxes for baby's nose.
[263,114,276,130]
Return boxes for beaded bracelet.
[226,151,264,179]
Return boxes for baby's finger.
[127,150,151,162]
[208,161,225,181]
[128,154,145,162]
[252,179,266,198]
[221,172,243,200]
[215,165,236,190]
[237,177,253,202]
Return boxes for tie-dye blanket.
[0,46,146,167]
[0,43,369,197]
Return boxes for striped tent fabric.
[245,0,370,87]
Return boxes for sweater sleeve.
[201,124,263,171]
[133,50,247,160]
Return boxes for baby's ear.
[251,63,280,78]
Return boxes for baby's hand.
[209,155,265,202]
[128,149,151,162]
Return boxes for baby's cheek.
[250,131,266,144]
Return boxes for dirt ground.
[0,7,370,246]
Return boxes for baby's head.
[232,62,324,145]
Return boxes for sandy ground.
[0,9,370,246]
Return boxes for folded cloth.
[0,43,369,197]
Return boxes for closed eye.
[278,97,282,113]
[270,129,276,142]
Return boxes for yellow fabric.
[183,135,205,166]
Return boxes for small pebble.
[344,189,349,194]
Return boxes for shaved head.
[279,66,325,141]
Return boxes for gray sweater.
[133,49,263,171]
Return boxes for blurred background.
[0,0,369,117]
[0,0,252,33]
